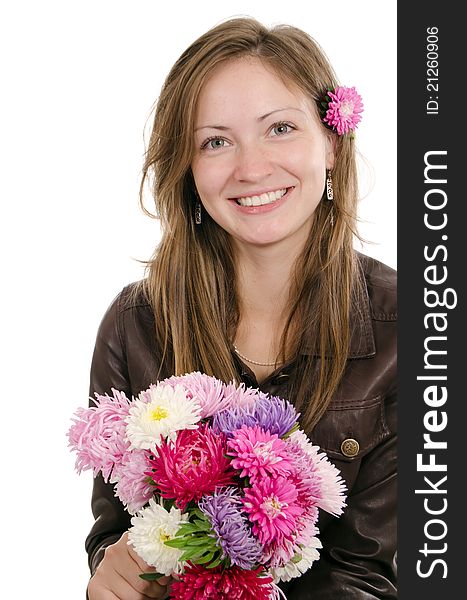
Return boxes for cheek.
[192,159,228,198]
[286,139,327,179]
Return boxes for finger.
[93,570,166,600]
[87,578,120,600]
[126,536,159,573]
[117,558,168,598]
[126,538,171,586]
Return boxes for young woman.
[86,17,396,600]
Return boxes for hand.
[87,532,171,599]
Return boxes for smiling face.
[191,57,335,253]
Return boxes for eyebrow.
[194,107,305,132]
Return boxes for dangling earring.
[194,189,202,225]
[326,169,334,200]
[195,202,202,225]
[326,170,334,227]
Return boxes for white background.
[0,1,396,597]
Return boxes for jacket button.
[341,438,360,457]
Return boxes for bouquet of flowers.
[68,372,346,599]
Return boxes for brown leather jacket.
[85,252,397,599]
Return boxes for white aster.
[125,384,201,451]
[270,538,322,583]
[128,497,189,575]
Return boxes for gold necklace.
[233,345,277,367]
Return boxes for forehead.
[194,57,312,120]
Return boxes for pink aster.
[262,516,320,568]
[146,423,236,511]
[323,86,363,135]
[243,476,303,546]
[67,389,131,482]
[287,430,347,516]
[227,426,294,482]
[223,382,271,411]
[170,563,274,600]
[112,448,155,514]
[160,372,232,418]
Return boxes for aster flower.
[259,517,319,568]
[161,372,232,418]
[68,371,349,593]
[223,381,271,410]
[269,537,322,583]
[213,395,299,439]
[125,384,201,451]
[111,449,155,514]
[198,488,262,569]
[321,86,363,135]
[147,424,236,511]
[67,389,131,482]
[227,426,294,482]
[170,563,275,600]
[243,476,303,546]
[288,430,347,516]
[128,497,189,576]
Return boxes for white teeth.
[236,188,288,207]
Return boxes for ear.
[325,132,337,170]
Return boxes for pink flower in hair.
[322,86,363,135]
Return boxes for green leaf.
[162,498,177,511]
[164,538,187,549]
[291,552,303,563]
[185,536,211,547]
[139,572,165,581]
[191,508,207,521]
[175,523,199,535]
[194,551,215,565]
[206,555,223,568]
[180,546,206,561]
[193,519,211,532]
[282,422,300,439]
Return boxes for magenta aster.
[242,476,303,546]
[146,424,236,511]
[227,426,294,482]
[170,563,274,600]
[322,86,363,135]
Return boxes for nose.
[233,142,273,183]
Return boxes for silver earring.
[326,170,334,201]
[195,202,202,225]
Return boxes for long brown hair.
[138,17,364,431]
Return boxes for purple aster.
[212,395,299,438]
[198,488,262,569]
